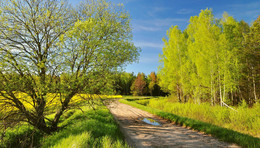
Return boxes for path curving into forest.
[108,101,240,148]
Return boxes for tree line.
[114,72,167,96]
[158,9,259,106]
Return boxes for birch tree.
[159,26,187,102]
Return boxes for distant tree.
[131,73,147,96]
[115,72,135,95]
[0,0,139,133]
[148,72,156,96]
[147,72,165,96]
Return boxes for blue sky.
[69,0,260,75]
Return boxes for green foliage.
[0,124,43,148]
[135,99,150,106]
[159,25,188,102]
[240,16,260,104]
[158,9,259,106]
[148,72,164,96]
[148,72,156,95]
[114,72,136,95]
[119,98,260,148]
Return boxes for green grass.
[119,98,260,148]
[147,98,260,137]
[1,105,129,148]
[0,124,43,148]
[41,106,128,148]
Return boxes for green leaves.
[158,9,253,105]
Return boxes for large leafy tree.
[159,25,187,102]
[187,9,223,104]
[0,0,139,133]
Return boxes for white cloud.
[147,6,170,17]
[140,56,159,63]
[153,18,188,27]
[135,18,187,27]
[218,2,260,23]
[133,24,160,31]
[231,2,260,9]
[177,9,193,14]
[134,41,163,49]
[132,18,188,32]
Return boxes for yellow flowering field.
[0,92,122,113]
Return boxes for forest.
[158,9,259,107]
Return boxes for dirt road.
[108,101,240,148]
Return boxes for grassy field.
[0,95,128,148]
[147,97,260,137]
[119,97,260,148]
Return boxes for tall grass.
[147,98,260,138]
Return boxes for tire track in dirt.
[108,101,240,148]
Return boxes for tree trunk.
[231,91,234,106]
[184,95,187,103]
[252,72,257,103]
[219,74,223,106]
[223,80,226,104]
[177,91,181,103]
[177,84,182,103]
[214,91,216,106]
[210,77,214,106]
[34,118,52,134]
[52,91,76,129]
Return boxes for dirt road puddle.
[108,101,241,147]
[141,118,161,126]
